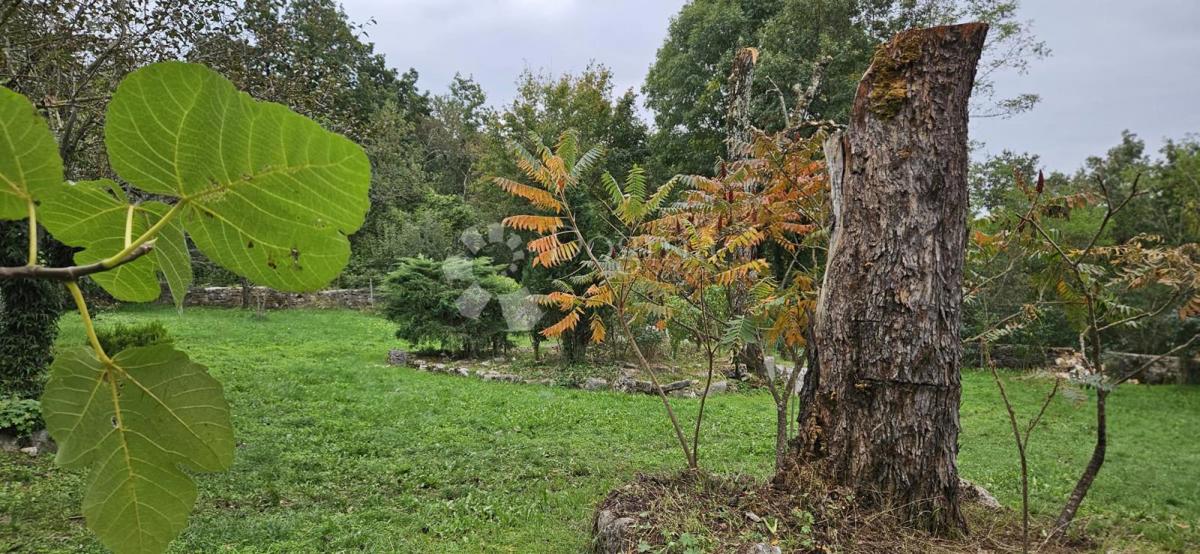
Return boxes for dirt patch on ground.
[592,464,1095,553]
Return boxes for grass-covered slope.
[2,306,1196,552]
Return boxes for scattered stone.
[1102,351,1194,385]
[0,432,19,453]
[29,429,55,454]
[524,378,555,386]
[480,371,521,382]
[959,478,1002,510]
[594,509,636,554]
[386,349,408,366]
[453,367,470,377]
[669,389,697,398]
[581,377,608,391]
[744,544,781,554]
[167,286,373,310]
[19,446,38,457]
[612,377,698,395]
[744,511,762,523]
[614,376,653,394]
[433,363,447,371]
[661,379,695,392]
[706,380,728,394]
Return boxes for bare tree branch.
[0,242,154,281]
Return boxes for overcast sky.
[341,0,1200,173]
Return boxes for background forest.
[5,0,1192,367]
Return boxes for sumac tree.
[972,170,1200,539]
[494,131,705,466]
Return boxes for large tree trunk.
[793,22,987,535]
[724,46,758,160]
[723,47,769,379]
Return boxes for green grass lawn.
[2,306,1197,552]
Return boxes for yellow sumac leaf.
[716,259,769,286]
[1055,279,1073,300]
[584,285,613,307]
[589,315,606,343]
[725,228,765,251]
[515,155,551,187]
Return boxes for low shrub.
[0,396,43,436]
[91,320,174,354]
[382,256,520,357]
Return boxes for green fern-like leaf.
[625,164,647,202]
[572,145,604,179]
[601,171,624,208]
[555,130,579,169]
[645,176,677,213]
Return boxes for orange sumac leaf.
[527,234,563,254]
[780,222,817,235]
[494,177,562,212]
[537,291,578,311]
[503,215,563,233]
[972,230,997,247]
[1180,295,1200,319]
[542,307,582,338]
[533,240,579,268]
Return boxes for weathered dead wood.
[793,22,988,535]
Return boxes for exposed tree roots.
[592,463,1096,553]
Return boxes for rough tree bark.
[724,46,758,160]
[793,23,988,534]
[722,46,769,379]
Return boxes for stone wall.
[962,343,1075,370]
[1102,351,1200,385]
[173,286,375,310]
[964,342,1199,385]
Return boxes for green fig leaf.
[104,61,370,291]
[0,85,64,220]
[41,344,233,554]
[38,180,191,305]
